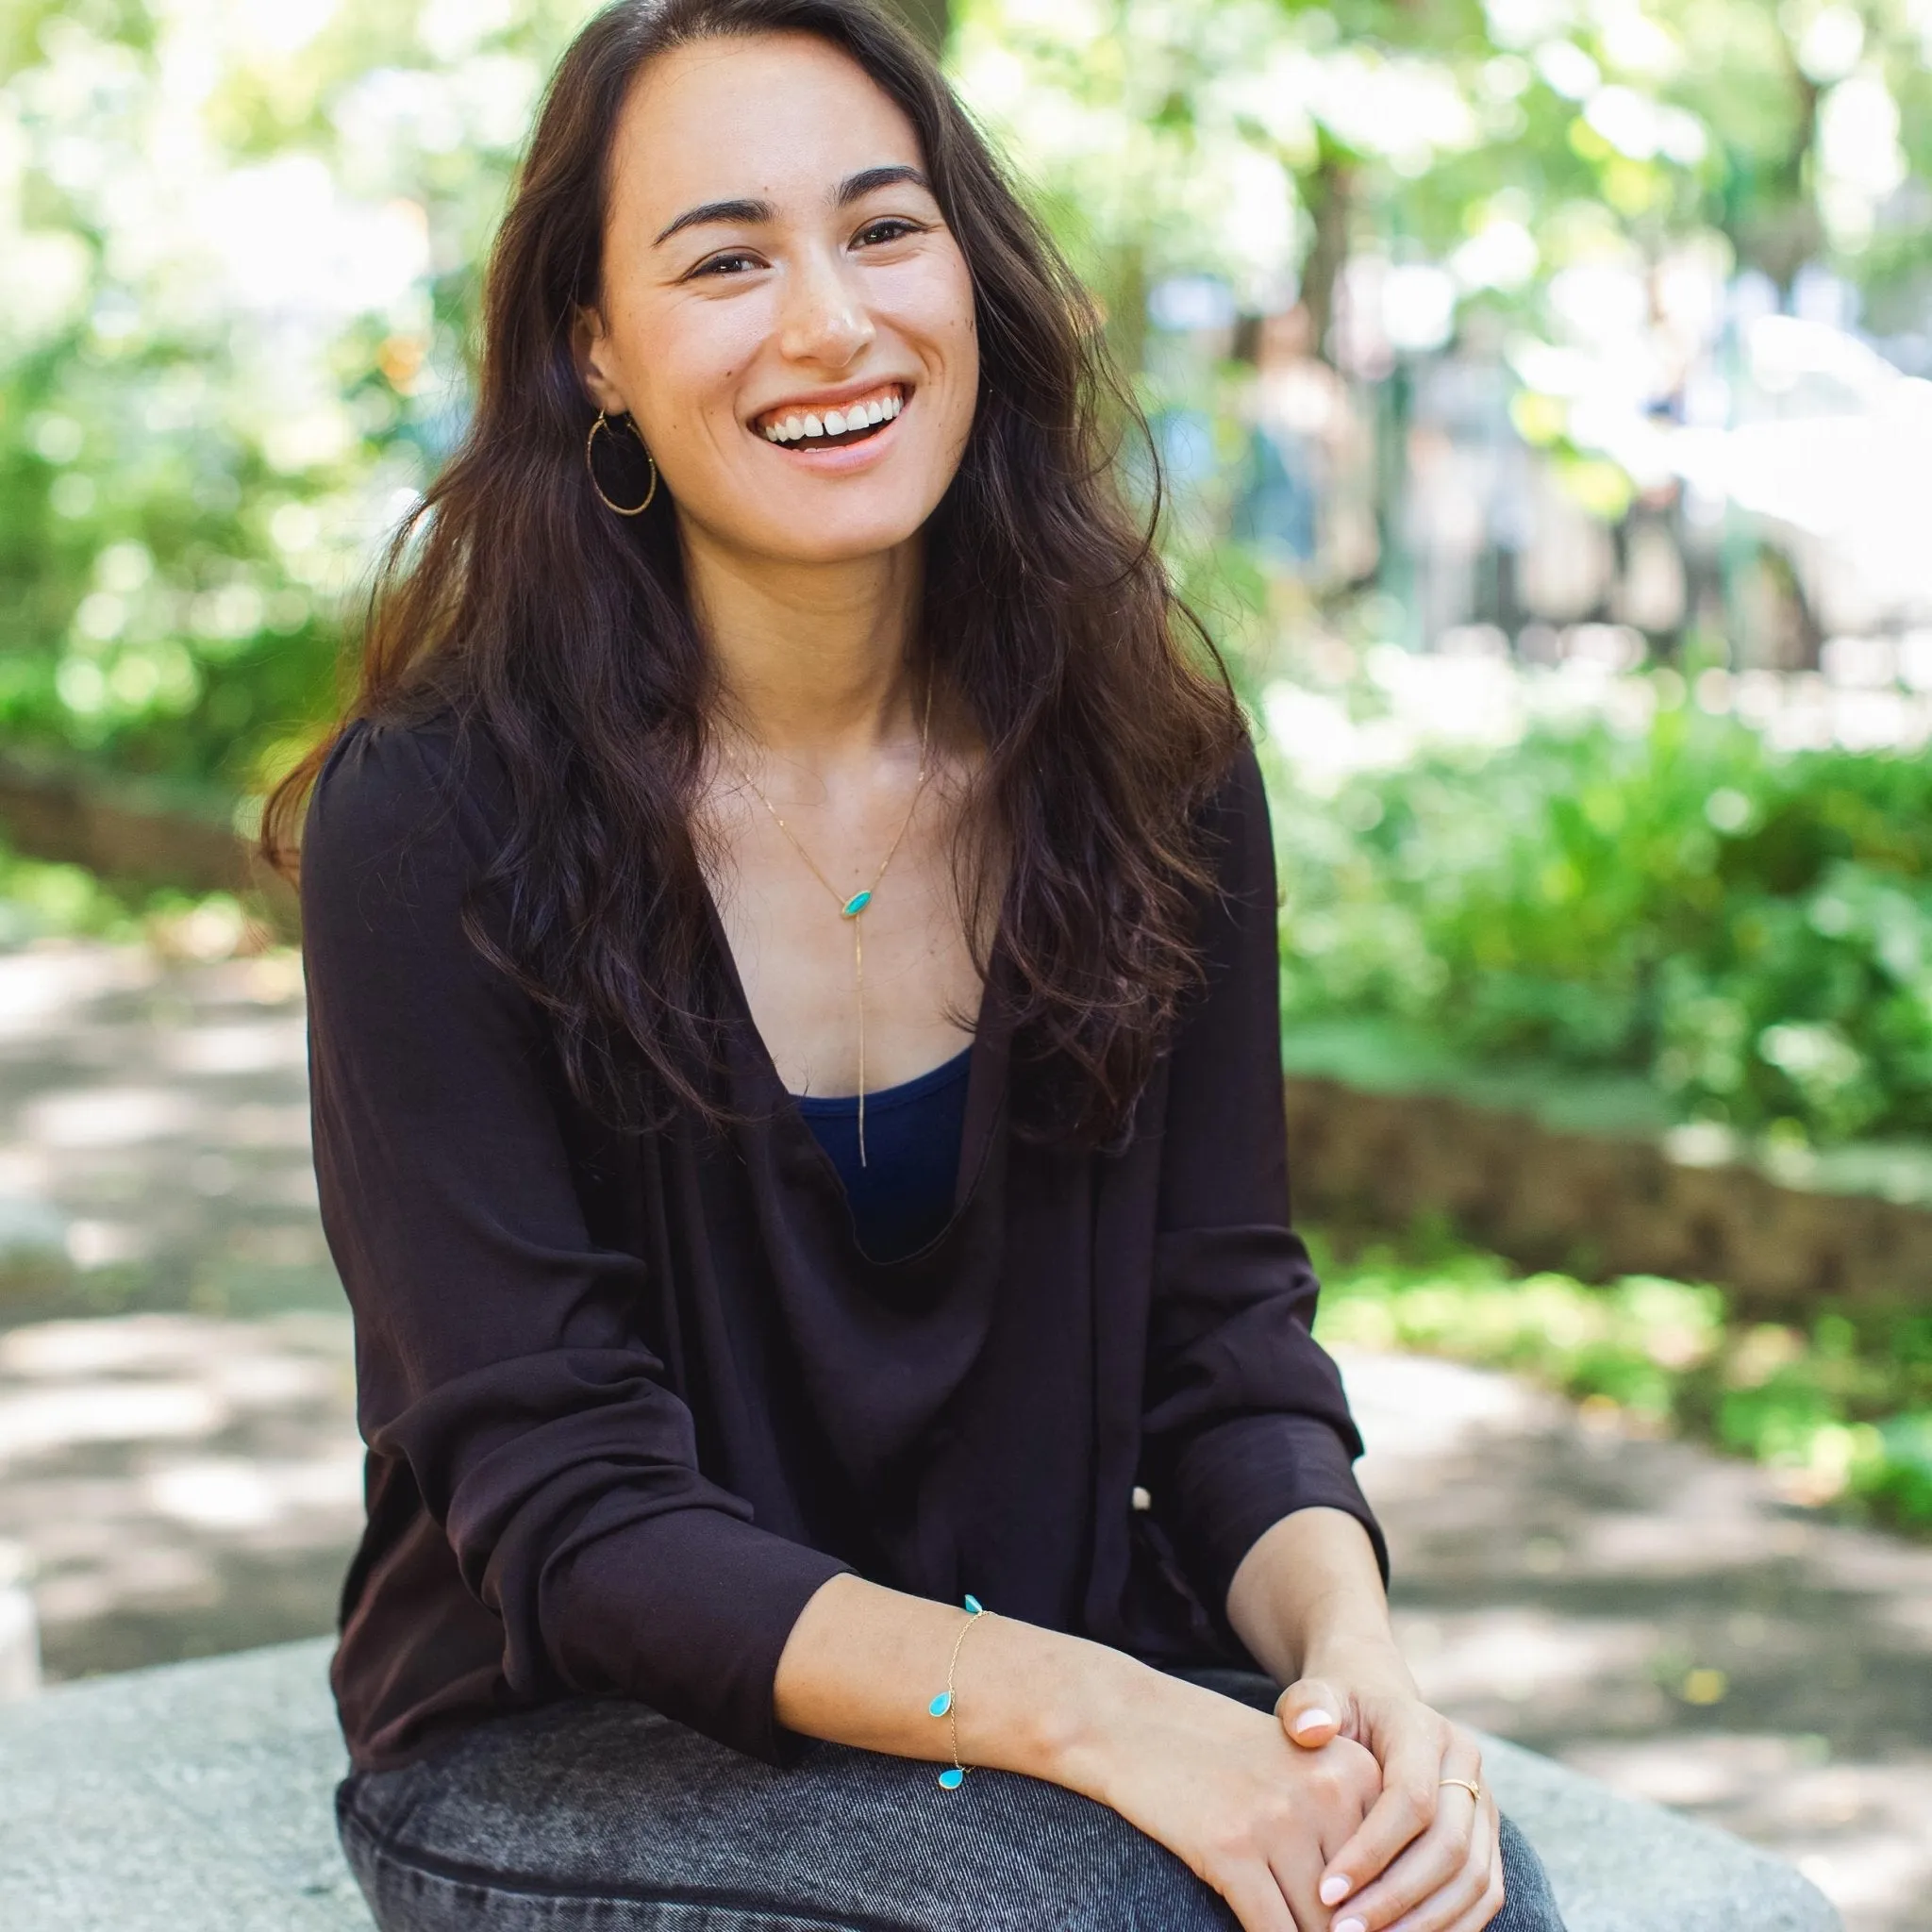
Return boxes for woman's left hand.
[1274,1647,1504,1932]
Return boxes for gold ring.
[1439,1777,1482,1803]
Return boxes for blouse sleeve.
[302,716,853,1765]
[1138,736,1389,1633]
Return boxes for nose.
[777,242,874,371]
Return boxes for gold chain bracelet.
[926,1594,991,1789]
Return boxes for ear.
[573,304,629,417]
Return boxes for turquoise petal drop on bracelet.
[938,1766,965,1789]
[928,1690,951,1716]
[840,890,872,918]
[963,1593,982,1613]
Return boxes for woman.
[269,3,1569,1929]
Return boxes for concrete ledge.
[0,1641,1840,1931]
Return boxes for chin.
[741,500,938,569]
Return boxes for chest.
[702,776,985,1097]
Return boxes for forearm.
[772,1570,1168,1795]
[1224,1506,1413,1689]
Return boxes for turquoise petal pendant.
[840,890,872,918]
[928,1690,952,1717]
[938,1766,965,1790]
[963,1593,982,1614]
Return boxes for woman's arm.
[1139,743,1502,1932]
[774,1570,1383,1932]
[1137,744,1388,1624]
[304,716,853,1762]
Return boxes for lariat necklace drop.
[725,672,936,1168]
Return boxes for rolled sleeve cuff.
[543,1507,856,1766]
[1163,1412,1390,1635]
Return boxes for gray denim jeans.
[338,1666,1568,1932]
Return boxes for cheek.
[628,310,767,461]
[898,265,978,425]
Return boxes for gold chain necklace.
[724,673,936,1168]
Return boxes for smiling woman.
[258,5,1568,1931]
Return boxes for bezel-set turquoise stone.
[938,1766,965,1789]
[928,1690,952,1716]
[840,890,872,918]
[963,1593,982,1614]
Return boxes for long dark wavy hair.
[262,0,1245,1146]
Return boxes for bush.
[1270,687,1932,1147]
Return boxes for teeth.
[759,390,903,442]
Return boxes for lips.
[755,383,907,449]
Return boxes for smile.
[756,384,906,450]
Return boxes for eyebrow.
[652,164,933,246]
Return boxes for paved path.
[0,941,1922,1930]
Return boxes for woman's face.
[578,32,979,569]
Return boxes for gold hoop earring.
[586,409,659,516]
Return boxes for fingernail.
[1320,1875,1353,1907]
[1292,1707,1338,1735]
[1335,1917,1366,1932]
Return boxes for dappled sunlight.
[0,952,155,1038]
[0,1308,360,1657]
[156,1020,308,1077]
[0,1380,222,1460]
[1397,1606,1660,1711]
[21,1088,198,1150]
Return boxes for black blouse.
[302,712,1385,1774]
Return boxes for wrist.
[1025,1638,1165,1801]
[1299,1627,1417,1696]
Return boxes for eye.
[854,217,924,248]
[690,249,763,278]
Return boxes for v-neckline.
[696,884,1013,1257]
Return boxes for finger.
[1327,1744,1484,1931]
[1274,1677,1345,1748]
[1330,1824,1469,1932]
[1377,1796,1501,1932]
[1220,1865,1304,1932]
[1268,1847,1331,1932]
[1454,1825,1507,1932]
[1318,1723,1457,1909]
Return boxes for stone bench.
[0,1641,1840,1931]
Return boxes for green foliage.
[1271,688,1932,1144]
[0,0,599,791]
[0,831,254,949]
[1309,1226,1932,1530]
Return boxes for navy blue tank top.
[794,1044,973,1263]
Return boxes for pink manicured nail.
[1320,1875,1352,1907]
[1292,1707,1338,1735]
[1335,1917,1366,1932]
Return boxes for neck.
[682,521,925,760]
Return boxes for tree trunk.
[1301,143,1354,367]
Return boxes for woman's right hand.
[1069,1663,1383,1932]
